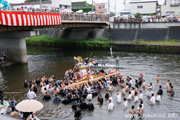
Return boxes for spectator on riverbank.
[9,97,17,112]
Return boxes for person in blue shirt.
[158,85,163,95]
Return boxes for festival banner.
[0,11,62,26]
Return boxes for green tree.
[110,12,115,17]
[134,12,142,18]
[25,0,49,3]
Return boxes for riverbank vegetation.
[26,35,180,54]
[26,35,110,50]
[135,40,180,45]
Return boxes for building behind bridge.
[123,0,180,17]
[10,0,71,10]
[93,3,107,15]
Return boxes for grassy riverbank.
[26,35,180,54]
[135,40,180,45]
[26,35,110,50]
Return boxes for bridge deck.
[0,20,109,32]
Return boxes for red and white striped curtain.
[0,11,62,26]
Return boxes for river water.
[0,47,180,120]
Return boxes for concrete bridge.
[0,11,109,65]
[0,20,109,32]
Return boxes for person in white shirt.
[133,92,138,103]
[41,86,45,93]
[131,87,135,97]
[27,88,37,99]
[107,80,111,88]
[139,90,143,100]
[109,94,113,102]
[86,92,92,100]
[109,84,114,92]
[24,7,28,12]
[166,80,170,90]
[116,90,121,103]
[149,93,155,104]
[155,92,161,102]
[86,86,91,93]
[127,91,132,100]
[123,98,128,108]
[129,78,132,85]
[147,89,154,97]
[108,100,114,110]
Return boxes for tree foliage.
[110,12,115,17]
[72,1,95,13]
[134,12,142,18]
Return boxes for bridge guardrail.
[113,17,180,23]
[61,14,109,22]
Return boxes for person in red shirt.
[20,7,24,11]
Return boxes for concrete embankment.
[110,26,180,42]
[27,27,180,54]
[110,43,180,54]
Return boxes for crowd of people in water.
[23,69,174,119]
[0,57,175,119]
[0,49,7,64]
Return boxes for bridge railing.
[114,17,180,23]
[61,13,109,22]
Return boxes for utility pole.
[40,0,42,12]
[92,0,93,12]
[115,0,116,15]
[124,0,126,10]
[108,0,110,13]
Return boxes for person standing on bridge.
[116,56,119,68]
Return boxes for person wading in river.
[156,74,159,82]
[116,56,119,67]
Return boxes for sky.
[7,0,165,13]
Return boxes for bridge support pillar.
[0,31,38,64]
